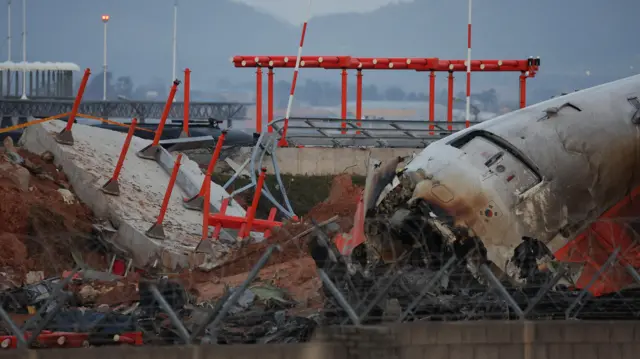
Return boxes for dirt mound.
[307,173,362,231]
[0,233,28,268]
[207,174,362,278]
[0,147,97,280]
[182,174,363,305]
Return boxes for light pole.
[171,0,177,82]
[101,14,109,101]
[464,0,473,124]
[20,0,26,100]
[7,0,11,62]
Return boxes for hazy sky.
[235,0,412,24]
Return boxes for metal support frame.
[148,283,191,344]
[223,132,296,219]
[269,117,480,148]
[523,264,569,316]
[356,270,404,323]
[480,264,525,319]
[565,248,620,319]
[318,269,360,325]
[397,256,457,322]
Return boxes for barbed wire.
[0,215,640,349]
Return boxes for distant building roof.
[0,61,81,71]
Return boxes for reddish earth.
[193,257,323,308]
[0,143,361,310]
[0,147,100,281]
[183,174,362,304]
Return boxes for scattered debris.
[4,119,639,352]
[57,189,75,204]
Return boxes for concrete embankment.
[20,120,248,271]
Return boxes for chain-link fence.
[1,215,639,350]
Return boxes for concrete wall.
[4,321,640,359]
[313,321,640,359]
[265,148,418,176]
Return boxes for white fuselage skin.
[401,74,640,270]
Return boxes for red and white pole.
[465,0,473,128]
[278,0,312,147]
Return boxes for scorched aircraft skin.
[360,74,640,294]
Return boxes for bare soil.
[183,174,363,304]
[0,148,99,280]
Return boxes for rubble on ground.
[0,149,358,347]
[4,133,638,350]
[181,174,364,313]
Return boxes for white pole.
[20,0,26,100]
[171,0,177,82]
[7,0,11,62]
[464,0,472,124]
[103,20,108,100]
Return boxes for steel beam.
[0,99,249,121]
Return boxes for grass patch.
[212,173,365,219]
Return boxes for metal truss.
[270,117,481,148]
[0,99,250,121]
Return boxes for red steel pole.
[429,71,435,135]
[200,130,226,194]
[268,67,274,133]
[157,154,182,225]
[356,69,362,129]
[146,153,183,239]
[111,118,137,182]
[183,68,191,137]
[201,171,211,243]
[256,67,263,133]
[184,130,227,210]
[240,167,267,240]
[66,68,91,132]
[447,71,454,131]
[519,72,527,109]
[101,118,138,196]
[341,68,348,134]
[152,80,180,147]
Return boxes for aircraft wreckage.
[311,73,640,322]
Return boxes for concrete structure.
[3,321,639,359]
[0,61,79,98]
[222,147,419,176]
[20,120,251,271]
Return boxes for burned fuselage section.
[315,74,640,322]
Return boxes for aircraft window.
[449,131,542,194]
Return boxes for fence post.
[146,153,183,240]
[101,118,138,196]
[55,68,91,146]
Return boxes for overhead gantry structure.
[231,55,540,133]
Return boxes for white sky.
[234,0,412,24]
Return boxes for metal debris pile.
[0,269,318,348]
[306,156,640,325]
[0,162,363,349]
[3,138,640,349]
